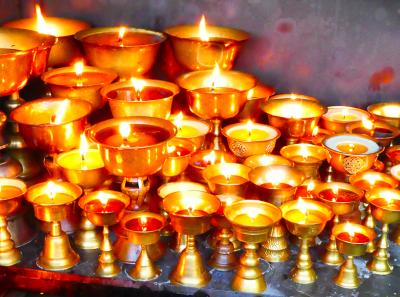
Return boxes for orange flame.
[74,60,84,76]
[345,221,357,238]
[130,78,145,101]
[98,192,109,206]
[119,122,131,140]
[199,15,209,42]
[173,112,184,130]
[312,126,319,137]
[297,197,308,215]
[203,150,217,165]
[210,63,222,89]
[362,117,374,130]
[307,180,315,192]
[139,216,148,231]
[247,88,254,99]
[35,4,57,35]
[118,26,127,42]
[46,181,57,200]
[79,134,89,162]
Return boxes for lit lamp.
[157,181,209,252]
[321,106,370,133]
[0,178,26,266]
[86,117,176,211]
[224,200,281,293]
[349,170,398,251]
[208,194,243,271]
[332,222,375,288]
[80,190,130,277]
[170,112,211,150]
[249,165,305,262]
[281,198,333,284]
[315,182,362,265]
[103,78,179,119]
[161,138,196,179]
[11,98,92,177]
[57,135,108,250]
[163,190,220,288]
[164,15,249,73]
[122,212,165,281]
[386,145,400,166]
[42,61,118,110]
[322,134,383,178]
[365,188,400,274]
[187,149,236,183]
[280,143,327,179]
[75,26,166,78]
[261,96,327,144]
[4,4,90,67]
[177,64,256,150]
[25,181,82,270]
[203,163,251,196]
[346,117,400,148]
[300,126,334,145]
[222,121,281,158]
[295,179,319,200]
[243,153,294,169]
[368,102,400,129]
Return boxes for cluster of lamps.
[0,5,399,295]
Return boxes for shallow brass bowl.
[11,98,92,153]
[333,223,375,256]
[368,102,400,128]
[321,106,370,133]
[122,212,165,246]
[0,178,26,217]
[164,24,249,71]
[365,188,400,224]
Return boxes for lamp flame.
[332,184,339,196]
[174,112,184,130]
[362,117,374,130]
[98,192,109,206]
[247,88,254,99]
[246,120,254,138]
[307,180,315,192]
[46,181,57,200]
[267,169,285,186]
[299,144,310,159]
[118,26,127,42]
[312,126,319,137]
[139,216,148,231]
[50,100,69,124]
[35,4,57,36]
[119,122,131,140]
[297,198,308,215]
[203,150,217,165]
[74,60,84,77]
[79,134,89,163]
[199,15,209,42]
[345,221,357,238]
[130,78,145,101]
[210,63,222,89]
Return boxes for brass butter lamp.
[224,200,281,293]
[25,181,82,271]
[332,222,376,289]
[163,190,220,288]
[281,198,333,284]
[80,190,130,277]
[368,102,400,129]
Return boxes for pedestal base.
[334,256,360,289]
[127,247,161,281]
[259,222,290,262]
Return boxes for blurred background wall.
[1,0,400,106]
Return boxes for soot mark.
[369,66,395,91]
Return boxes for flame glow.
[297,198,308,215]
[130,78,145,101]
[332,184,339,196]
[199,15,209,42]
[299,144,310,159]
[362,117,374,130]
[50,100,69,124]
[342,108,349,119]
[307,180,315,192]
[46,181,57,200]
[139,216,148,231]
[267,169,285,186]
[119,122,131,140]
[74,61,84,77]
[203,150,217,165]
[345,221,357,238]
[246,120,254,138]
[312,126,319,137]
[98,192,109,206]
[79,134,89,162]
[35,4,58,36]
[223,165,236,183]
[118,26,127,42]
[210,63,222,89]
[247,88,254,99]
[173,112,184,130]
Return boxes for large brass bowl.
[0,28,53,95]
[176,70,256,120]
[0,178,26,217]
[333,223,375,256]
[164,24,249,71]
[365,188,400,224]
[102,79,179,119]
[86,117,176,178]
[75,27,166,78]
[368,102,400,128]
[11,98,92,153]
[4,17,90,67]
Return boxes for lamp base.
[321,240,344,266]
[170,232,187,253]
[127,246,160,281]
[334,256,360,289]
[367,223,393,275]
[391,224,400,245]
[290,237,317,284]
[208,228,241,251]
[208,228,237,271]
[74,215,101,250]
[0,216,21,266]
[259,222,290,262]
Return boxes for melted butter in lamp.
[209,175,247,186]
[352,180,392,191]
[337,231,369,243]
[33,182,75,205]
[57,149,104,171]
[0,185,23,199]
[167,146,191,158]
[371,198,400,211]
[285,199,323,224]
[173,112,206,138]
[234,212,273,227]
[176,125,202,138]
[82,29,161,47]
[336,142,368,154]
[125,216,163,232]
[45,70,115,88]
[175,207,208,217]
[227,122,271,142]
[85,198,125,214]
[319,187,360,203]
[260,182,292,190]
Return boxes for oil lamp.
[349,170,398,252]
[280,143,327,179]
[75,26,166,78]
[187,149,236,183]
[161,138,196,179]
[332,222,376,288]
[170,112,211,150]
[346,117,400,148]
[237,83,275,122]
[281,198,333,284]
[261,96,327,144]
[321,106,370,133]
[300,126,334,145]
[163,190,220,288]
[86,117,176,211]
[57,135,108,250]
[295,179,319,199]
[157,181,209,251]
[208,194,243,270]
[80,190,130,277]
[315,182,362,265]
[0,178,26,266]
[368,102,400,128]
[122,212,165,281]
[203,163,250,196]
[176,65,256,150]
[102,78,179,119]
[365,188,400,274]
[164,15,249,73]
[386,145,400,166]
[4,4,90,67]
[25,181,82,271]
[224,200,281,293]
[222,121,281,158]
[322,133,383,177]
[249,165,305,262]
[42,61,118,110]
[243,153,294,169]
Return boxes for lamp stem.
[290,237,317,284]
[367,223,393,275]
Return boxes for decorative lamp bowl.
[333,223,376,256]
[161,138,196,177]
[102,79,179,119]
[75,27,166,78]
[349,170,399,191]
[346,121,400,148]
[164,24,249,71]
[365,188,400,224]
[321,106,370,133]
[386,145,400,165]
[368,102,400,128]
[122,212,165,246]
[11,98,92,153]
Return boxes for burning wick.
[139,216,148,231]
[35,4,57,36]
[199,15,209,42]
[312,126,319,137]
[307,180,315,193]
[332,184,339,202]
[246,120,253,139]
[298,198,309,221]
[203,150,217,166]
[50,100,69,124]
[74,60,84,87]
[79,134,89,169]
[362,117,375,136]
[47,181,56,201]
[342,109,349,120]
[174,112,184,133]
[119,122,131,144]
[118,26,127,44]
[130,78,145,101]
[98,192,109,207]
[210,63,221,92]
